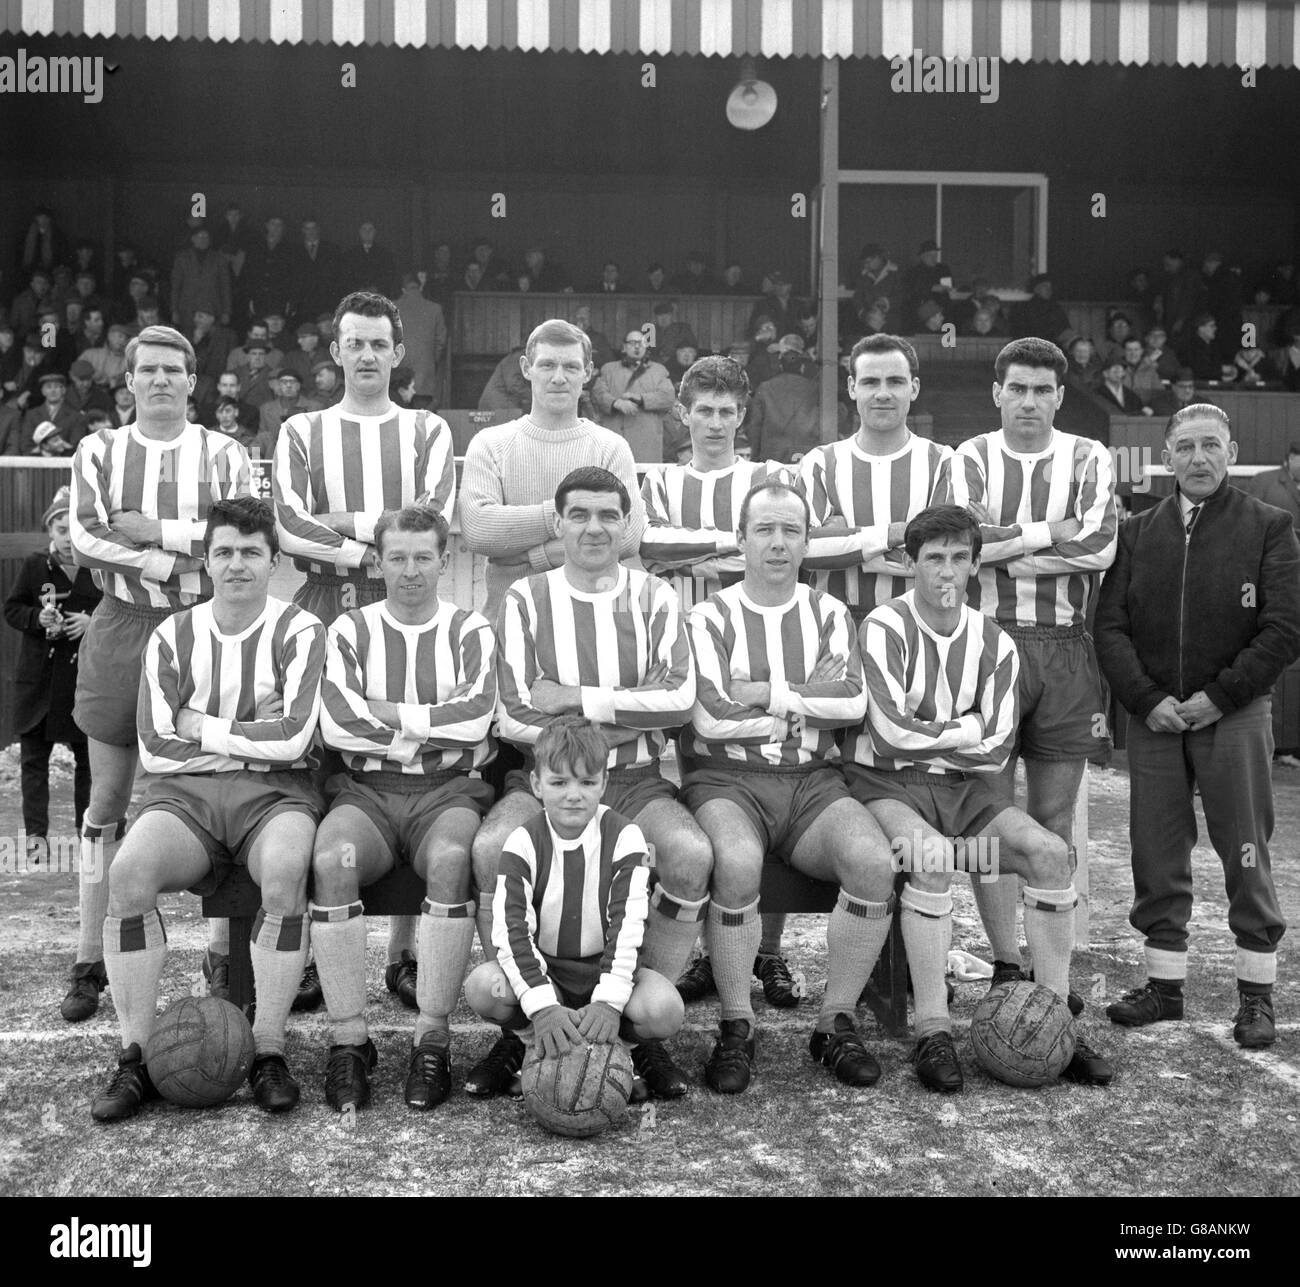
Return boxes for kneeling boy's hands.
[576,1002,621,1045]
[533,1005,583,1058]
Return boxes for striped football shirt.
[846,590,1020,774]
[138,596,326,774]
[272,404,456,583]
[641,459,795,612]
[932,429,1117,627]
[683,581,866,768]
[70,423,252,609]
[496,565,695,771]
[320,599,497,774]
[799,432,952,619]
[493,805,650,1017]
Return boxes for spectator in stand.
[263,310,293,359]
[8,332,53,410]
[520,247,571,294]
[1155,249,1205,357]
[242,216,295,322]
[294,218,340,321]
[794,301,819,359]
[1066,336,1103,389]
[0,397,21,453]
[1122,337,1156,400]
[916,297,948,334]
[75,306,107,356]
[108,377,135,427]
[859,302,891,338]
[898,240,953,325]
[216,204,256,289]
[20,371,86,453]
[663,339,701,389]
[307,357,343,410]
[0,322,20,386]
[1147,367,1201,419]
[61,297,86,352]
[1231,343,1273,387]
[229,320,284,375]
[36,304,77,373]
[70,271,106,318]
[1011,272,1071,344]
[189,308,235,407]
[650,299,696,365]
[10,268,54,339]
[65,359,112,417]
[1270,323,1300,393]
[28,419,79,458]
[670,251,719,295]
[1201,251,1244,365]
[460,261,485,292]
[82,322,130,389]
[241,337,281,408]
[113,272,153,329]
[199,370,257,429]
[1096,353,1150,416]
[3,486,101,858]
[1189,313,1221,382]
[212,397,259,452]
[1248,445,1300,537]
[422,242,455,310]
[170,224,232,329]
[70,239,99,278]
[965,302,1006,338]
[851,244,898,318]
[389,365,434,411]
[395,272,447,403]
[470,237,511,290]
[644,262,668,294]
[592,328,676,462]
[1127,268,1157,332]
[720,262,749,295]
[1253,259,1297,310]
[478,346,531,414]
[748,271,796,338]
[278,323,324,387]
[745,316,781,390]
[132,297,165,332]
[16,208,67,279]
[1102,311,1135,365]
[744,338,821,464]
[1140,326,1181,385]
[593,260,624,294]
[256,369,313,457]
[573,304,613,372]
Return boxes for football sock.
[387,914,418,964]
[708,898,761,1024]
[206,918,230,956]
[971,871,1021,967]
[103,909,167,1051]
[310,901,368,1047]
[250,910,309,1058]
[1235,946,1276,991]
[1022,885,1077,1003]
[414,899,476,1046]
[639,886,708,983]
[900,885,953,1040]
[819,892,893,1032]
[758,912,786,957]
[1144,946,1187,992]
[475,904,496,961]
[76,817,125,964]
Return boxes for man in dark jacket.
[3,486,101,857]
[1247,445,1300,536]
[1095,404,1300,1049]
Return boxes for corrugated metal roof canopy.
[3,0,1299,68]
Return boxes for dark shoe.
[1233,991,1276,1049]
[385,950,419,1011]
[1028,967,1084,1016]
[325,1039,378,1111]
[810,1014,881,1087]
[1061,1037,1114,1086]
[405,1036,453,1109]
[631,1039,689,1099]
[1106,980,1184,1027]
[989,960,1028,989]
[291,960,323,1013]
[464,1030,525,1098]
[90,1043,158,1122]
[250,1053,301,1112]
[912,1031,964,1093]
[676,954,716,1004]
[61,960,107,1023]
[754,952,799,1008]
[202,949,230,1001]
[705,1019,756,1094]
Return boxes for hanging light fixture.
[726,58,777,130]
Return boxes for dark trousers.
[19,732,91,837]
[1126,696,1286,955]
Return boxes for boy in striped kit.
[799,334,953,627]
[313,505,497,1112]
[845,505,1112,1091]
[91,497,328,1121]
[465,717,684,1071]
[682,479,897,1093]
[471,466,710,1100]
[640,355,799,1010]
[65,325,252,1024]
[273,290,456,1012]
[933,338,1117,1012]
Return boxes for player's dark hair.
[848,332,920,379]
[125,325,197,376]
[738,479,810,537]
[203,495,278,559]
[374,504,450,557]
[994,337,1067,385]
[1165,403,1231,441]
[332,290,404,346]
[215,397,239,412]
[525,318,591,365]
[555,466,630,516]
[534,716,609,782]
[904,505,983,563]
[678,355,750,410]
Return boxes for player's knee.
[708,843,761,908]
[464,961,514,1022]
[471,830,505,889]
[106,849,159,915]
[258,858,310,915]
[1025,833,1071,889]
[653,829,713,902]
[311,839,359,901]
[423,844,472,904]
[626,967,685,1041]
[910,869,952,896]
[86,784,130,828]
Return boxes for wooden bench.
[203,862,910,1037]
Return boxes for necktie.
[1185,505,1201,536]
